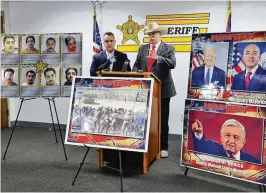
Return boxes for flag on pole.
[226,0,232,87]
[93,10,103,54]
[226,0,232,33]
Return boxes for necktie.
[148,45,156,72]
[229,154,236,160]
[245,72,252,89]
[205,69,210,85]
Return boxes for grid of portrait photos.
[1,33,82,97]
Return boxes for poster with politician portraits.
[1,32,83,98]
[61,33,82,65]
[41,67,60,97]
[1,66,19,97]
[21,34,41,64]
[187,31,266,105]
[20,67,40,97]
[181,99,266,185]
[41,34,60,65]
[61,66,80,97]
[1,35,20,64]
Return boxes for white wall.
[5,1,266,134]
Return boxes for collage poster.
[181,99,266,185]
[187,31,266,105]
[1,33,82,97]
[65,77,154,152]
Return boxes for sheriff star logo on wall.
[117,15,144,44]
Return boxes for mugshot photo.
[1,35,19,54]
[187,110,264,165]
[21,35,40,54]
[61,67,80,86]
[41,35,60,54]
[1,67,19,86]
[190,41,229,89]
[231,42,266,93]
[61,34,81,54]
[41,67,60,86]
[20,67,39,86]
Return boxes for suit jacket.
[191,66,226,88]
[132,42,177,98]
[192,133,260,164]
[231,65,266,92]
[90,50,131,76]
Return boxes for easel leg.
[3,98,24,160]
[51,98,68,160]
[47,98,58,143]
[118,150,123,192]
[184,167,189,176]
[72,146,90,185]
[259,185,262,192]
[263,185,266,192]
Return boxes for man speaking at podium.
[133,22,177,158]
[90,32,131,76]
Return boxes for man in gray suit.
[133,22,177,158]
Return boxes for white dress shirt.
[149,41,161,54]
[106,50,115,70]
[245,64,258,80]
[204,66,214,84]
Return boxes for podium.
[97,71,161,174]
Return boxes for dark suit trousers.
[161,98,170,150]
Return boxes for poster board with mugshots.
[65,77,154,152]
[181,99,266,185]
[1,33,82,97]
[187,31,266,105]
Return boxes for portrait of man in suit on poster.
[231,43,266,92]
[191,119,261,164]
[191,45,227,89]
[90,31,131,76]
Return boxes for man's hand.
[147,49,158,60]
[192,119,203,136]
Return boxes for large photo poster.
[187,31,266,105]
[0,33,82,98]
[65,77,154,152]
[181,99,266,185]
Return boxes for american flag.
[232,44,245,76]
[93,11,103,54]
[191,40,204,71]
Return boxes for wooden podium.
[97,71,161,174]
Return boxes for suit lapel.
[144,44,150,70]
[112,50,118,71]
[156,42,165,56]
[211,67,217,83]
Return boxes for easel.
[72,145,124,192]
[2,97,68,160]
[184,166,266,192]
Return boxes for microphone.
[121,59,130,72]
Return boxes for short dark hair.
[104,32,115,38]
[65,36,76,45]
[46,37,56,44]
[4,68,15,76]
[26,70,36,77]
[44,68,56,77]
[66,68,77,75]
[26,35,35,44]
[3,36,15,45]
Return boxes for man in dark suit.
[191,48,226,88]
[90,32,131,76]
[133,22,176,158]
[231,44,266,92]
[192,119,260,164]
